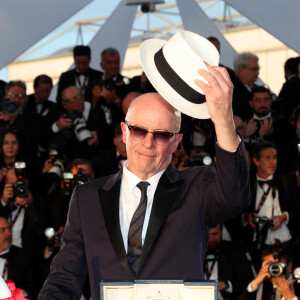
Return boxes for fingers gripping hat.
[140,30,219,119]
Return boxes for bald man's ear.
[171,134,183,154]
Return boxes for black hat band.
[154,47,206,105]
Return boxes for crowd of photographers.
[0,43,299,299]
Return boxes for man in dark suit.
[0,216,37,298]
[56,46,103,103]
[39,65,251,300]
[232,52,260,121]
[204,224,255,300]
[27,74,57,118]
[100,47,132,101]
[278,57,300,118]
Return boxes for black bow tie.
[258,180,273,188]
[205,249,219,259]
[76,71,88,77]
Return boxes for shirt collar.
[122,161,166,192]
[257,174,273,181]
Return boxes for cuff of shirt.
[282,211,289,224]
[225,280,233,293]
[216,135,242,153]
[247,282,258,293]
[52,122,60,133]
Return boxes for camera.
[0,98,19,115]
[63,172,74,197]
[103,79,116,92]
[269,262,287,277]
[48,145,64,178]
[183,153,213,167]
[13,161,29,198]
[252,216,275,250]
[73,168,92,186]
[63,169,92,197]
[44,227,62,255]
[67,110,92,142]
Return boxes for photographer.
[91,80,124,149]
[49,158,94,230]
[244,86,294,174]
[49,86,98,163]
[0,164,49,280]
[244,142,294,269]
[0,81,49,170]
[238,245,300,300]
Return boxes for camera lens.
[269,262,285,277]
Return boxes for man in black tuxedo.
[39,65,250,300]
[278,57,300,118]
[56,46,103,103]
[0,216,37,298]
[204,224,254,300]
[27,74,57,118]
[232,52,260,121]
[244,142,294,268]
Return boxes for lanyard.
[255,185,272,214]
[2,259,8,279]
[204,257,217,280]
[76,74,88,94]
[9,205,22,227]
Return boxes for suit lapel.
[98,172,134,276]
[137,165,184,275]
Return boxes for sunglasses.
[125,121,179,146]
[8,93,25,99]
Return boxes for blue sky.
[0,0,242,80]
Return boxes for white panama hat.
[140,30,220,119]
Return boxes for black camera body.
[66,110,92,142]
[63,169,92,197]
[0,98,19,115]
[73,168,92,186]
[269,262,287,277]
[252,216,275,250]
[252,215,274,228]
[103,79,116,92]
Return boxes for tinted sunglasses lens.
[131,127,148,140]
[153,132,171,145]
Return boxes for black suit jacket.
[278,75,300,118]
[6,245,37,298]
[39,141,250,300]
[56,68,103,103]
[232,78,257,121]
[217,241,254,300]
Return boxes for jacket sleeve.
[202,139,251,227]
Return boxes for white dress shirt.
[255,175,291,244]
[119,162,165,253]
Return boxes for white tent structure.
[0,0,92,70]
[0,0,299,94]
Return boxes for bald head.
[126,93,181,132]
